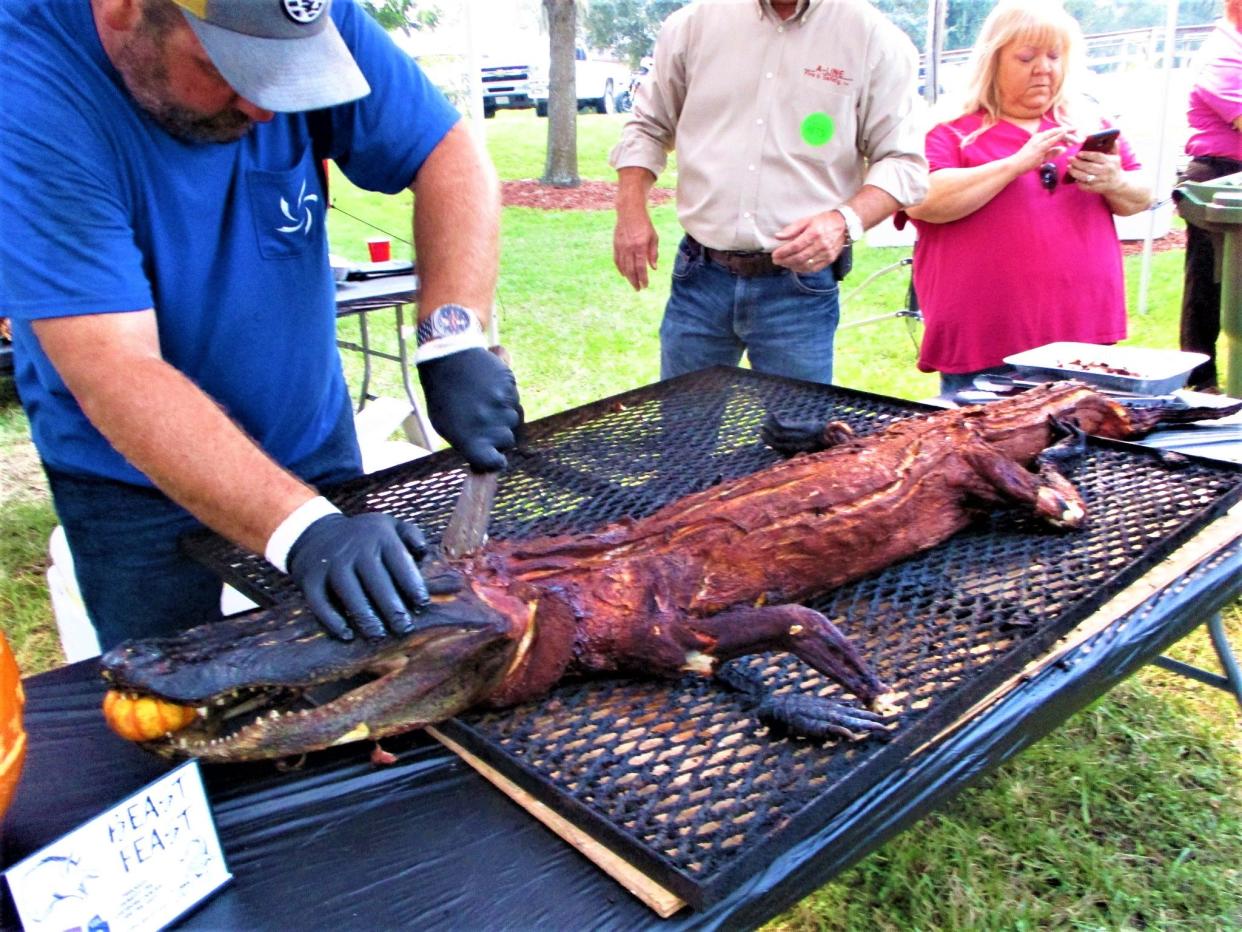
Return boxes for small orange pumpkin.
[103,690,197,742]
[0,631,27,818]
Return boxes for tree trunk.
[541,0,579,187]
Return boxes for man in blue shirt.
[0,0,522,648]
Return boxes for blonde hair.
[957,0,1087,138]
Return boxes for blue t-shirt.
[0,0,458,485]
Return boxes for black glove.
[418,348,523,472]
[288,512,430,641]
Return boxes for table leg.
[393,303,436,449]
[356,311,373,412]
[1151,611,1242,709]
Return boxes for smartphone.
[1063,128,1121,182]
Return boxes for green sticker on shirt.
[801,112,835,146]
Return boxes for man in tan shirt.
[610,0,928,384]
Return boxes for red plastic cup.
[366,237,391,262]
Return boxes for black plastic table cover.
[4,523,1239,928]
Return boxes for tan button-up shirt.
[610,0,929,252]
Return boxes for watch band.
[834,204,864,244]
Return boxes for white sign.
[4,761,231,932]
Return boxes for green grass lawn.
[1,108,1238,930]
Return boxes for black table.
[5,371,1241,929]
[5,539,1238,930]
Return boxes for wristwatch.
[416,304,484,346]
[834,204,864,245]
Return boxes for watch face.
[416,304,482,346]
[433,304,473,338]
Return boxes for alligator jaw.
[101,589,521,762]
[152,626,518,761]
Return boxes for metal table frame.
[334,272,434,450]
[1153,611,1242,707]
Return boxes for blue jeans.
[661,236,840,385]
[46,395,363,650]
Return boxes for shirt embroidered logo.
[282,0,326,25]
[276,179,319,235]
[804,66,852,87]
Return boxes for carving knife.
[441,469,498,558]
[440,342,511,558]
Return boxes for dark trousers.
[1180,155,1242,390]
[46,395,363,650]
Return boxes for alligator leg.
[716,660,892,741]
[676,602,891,707]
[963,436,1087,530]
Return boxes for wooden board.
[426,726,687,918]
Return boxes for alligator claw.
[715,660,893,742]
[1036,416,1087,471]
[756,694,895,741]
[762,414,855,456]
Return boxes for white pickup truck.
[480,57,534,118]
[528,48,631,116]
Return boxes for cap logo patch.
[282,0,326,25]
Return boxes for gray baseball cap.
[172,0,371,112]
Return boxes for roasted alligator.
[100,383,1239,762]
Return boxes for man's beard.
[134,95,255,144]
[113,27,255,144]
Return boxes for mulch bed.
[1120,228,1186,256]
[502,179,673,211]
[503,180,1189,258]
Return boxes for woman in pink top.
[1179,0,1242,392]
[906,1,1152,397]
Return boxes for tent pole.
[1136,0,1181,317]
[924,0,946,107]
[463,0,486,139]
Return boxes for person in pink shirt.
[1179,0,1242,392]
[905,0,1152,398]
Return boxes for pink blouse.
[1186,20,1242,160]
[910,112,1141,375]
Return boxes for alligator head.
[99,572,526,763]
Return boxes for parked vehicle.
[615,57,652,114]
[479,56,534,118]
[530,48,631,116]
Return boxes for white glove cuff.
[265,496,341,573]
[414,331,489,364]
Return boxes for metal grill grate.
[185,368,1242,907]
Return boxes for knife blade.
[441,469,498,558]
[437,342,512,558]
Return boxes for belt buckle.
[731,251,767,277]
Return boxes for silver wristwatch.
[415,304,484,346]
[834,204,864,245]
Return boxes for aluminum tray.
[1003,342,1208,395]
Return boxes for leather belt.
[1190,155,1242,173]
[701,246,783,277]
